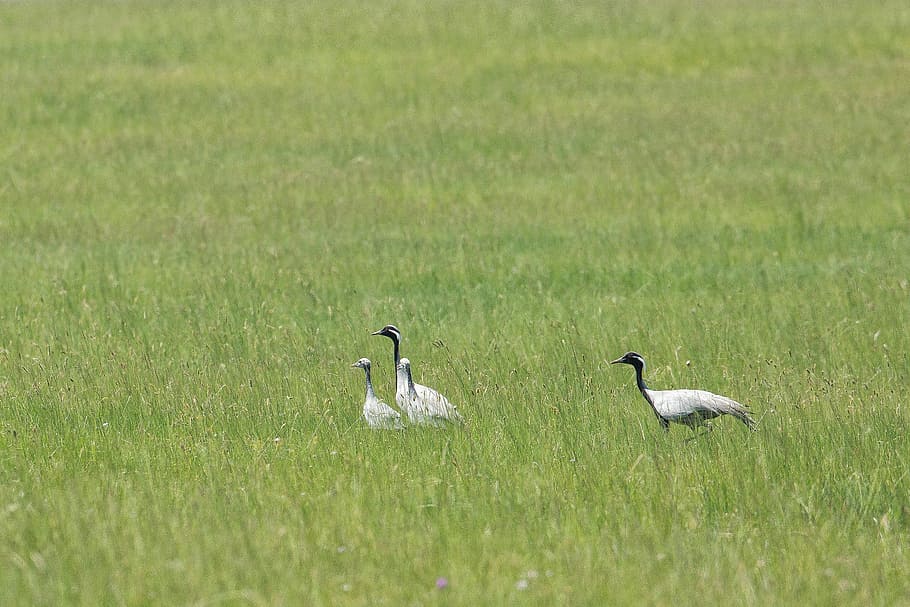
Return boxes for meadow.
[1,1,909,604]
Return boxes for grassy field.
[2,1,910,604]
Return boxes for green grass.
[2,1,910,604]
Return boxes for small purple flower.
[436,577,449,590]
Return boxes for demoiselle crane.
[371,324,409,412]
[351,358,404,430]
[610,351,756,432]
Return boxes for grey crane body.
[398,358,464,427]
[352,358,403,430]
[611,352,756,432]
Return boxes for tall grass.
[2,1,909,604]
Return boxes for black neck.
[393,339,400,367]
[363,366,373,398]
[630,362,662,423]
[633,362,649,394]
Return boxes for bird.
[351,358,404,430]
[397,357,464,427]
[610,351,756,432]
[371,324,410,413]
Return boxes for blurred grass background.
[1,1,909,605]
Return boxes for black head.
[371,324,402,343]
[610,351,646,370]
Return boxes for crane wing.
[652,389,755,430]
[415,383,464,425]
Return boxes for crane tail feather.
[724,400,757,431]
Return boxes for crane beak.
[609,357,624,365]
[371,329,384,336]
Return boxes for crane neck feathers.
[631,366,662,421]
[362,366,375,400]
[397,364,415,393]
[633,362,650,394]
